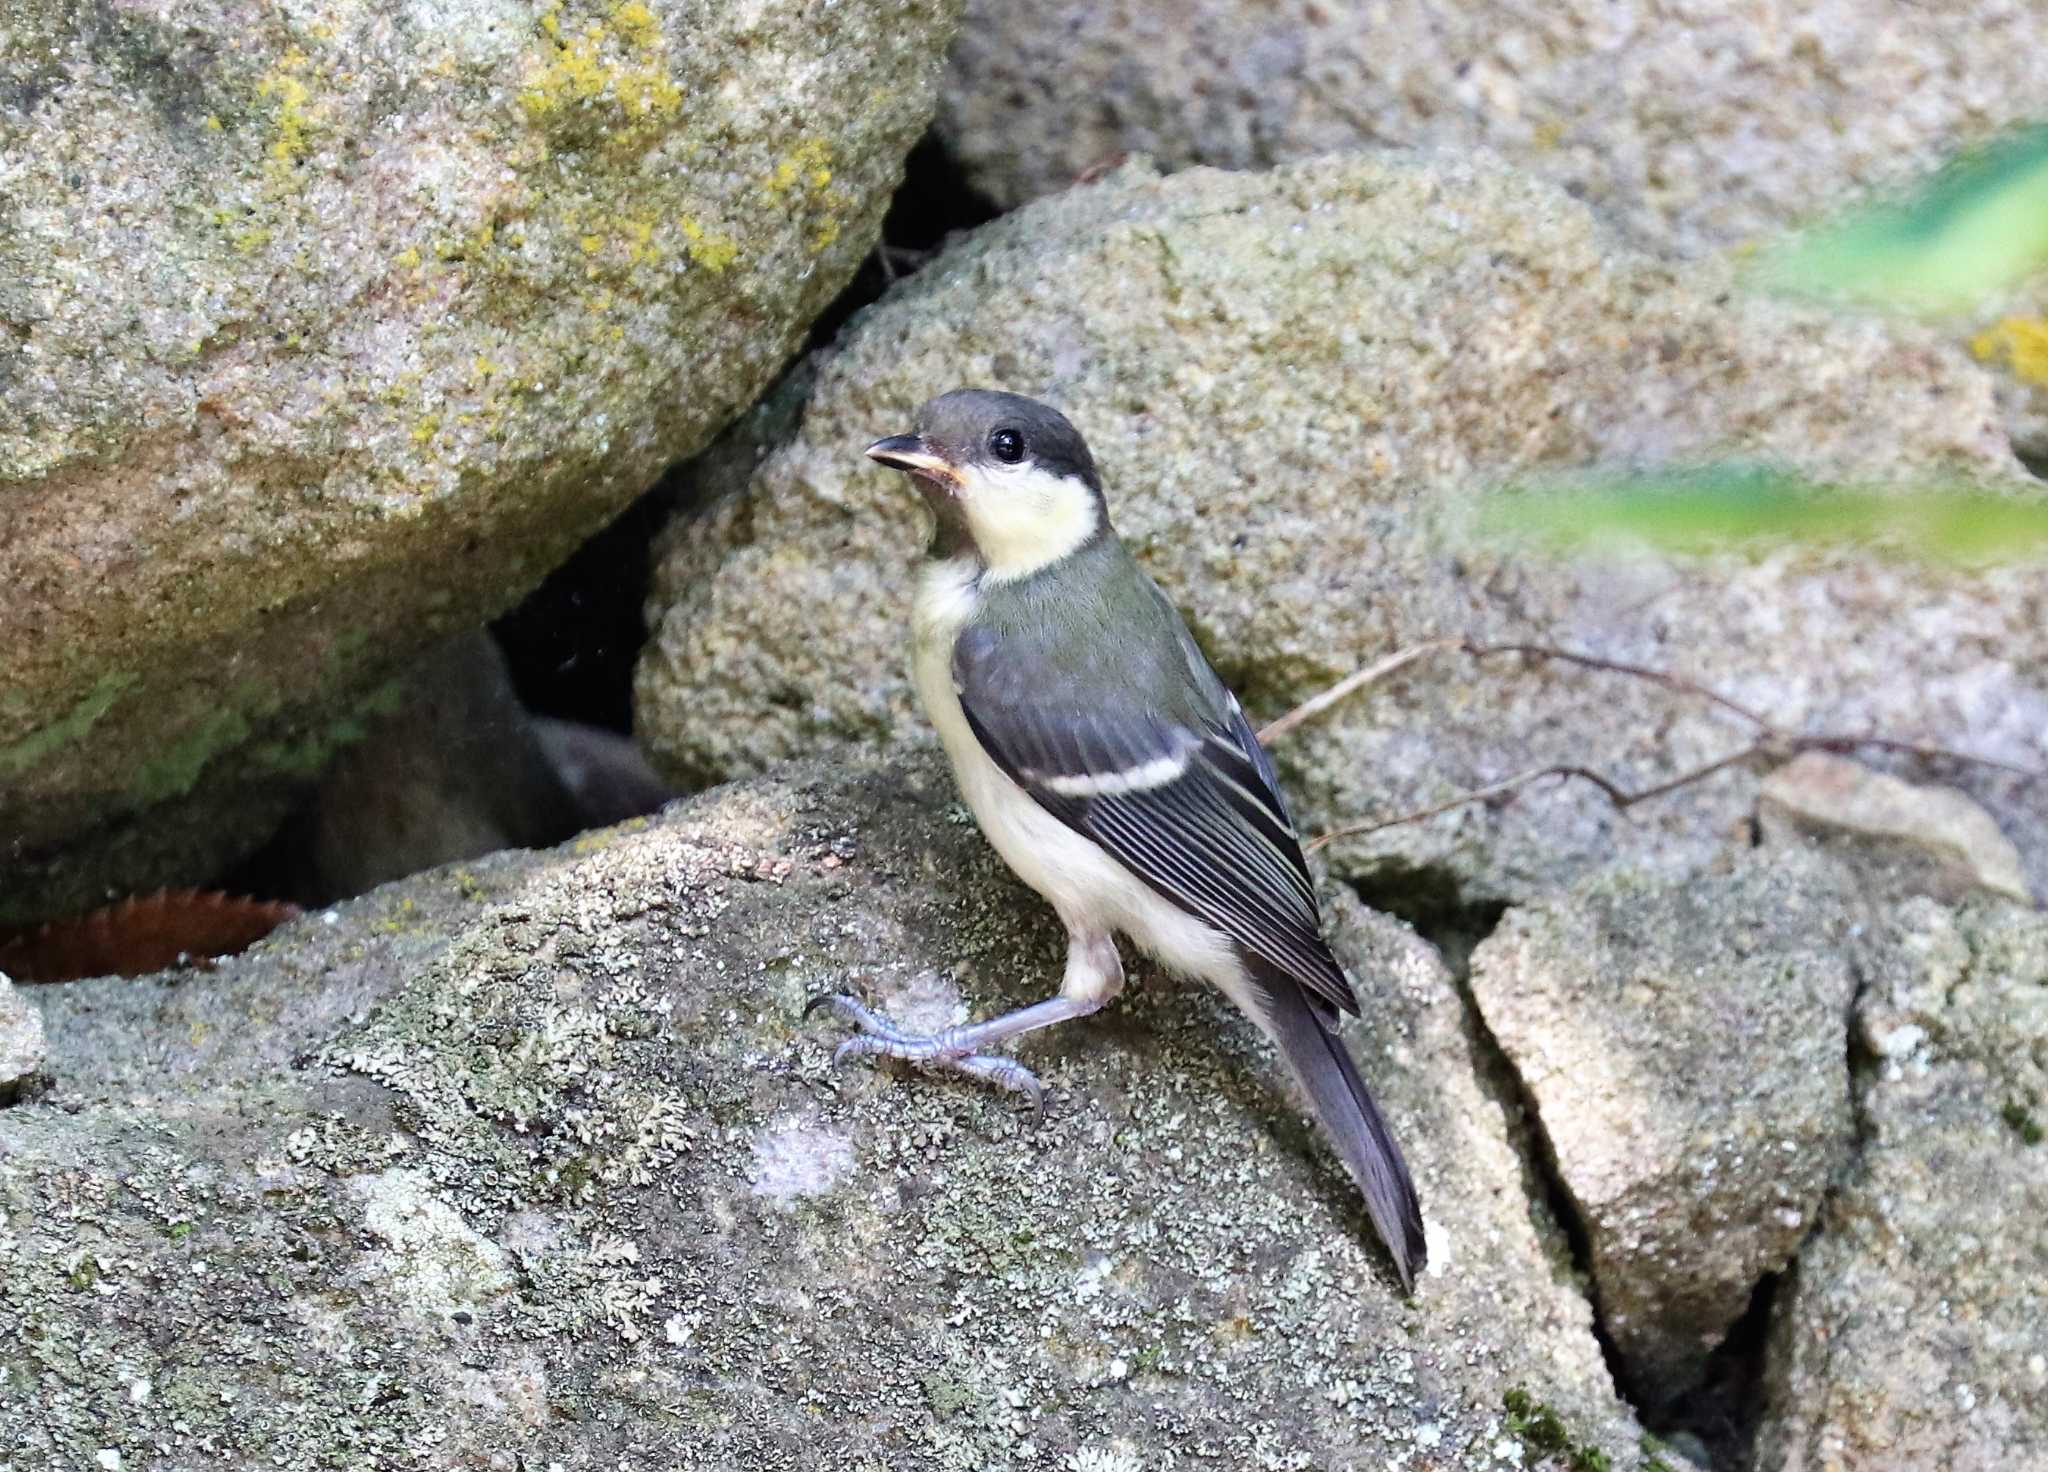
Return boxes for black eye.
[988,428,1024,464]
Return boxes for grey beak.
[865,433,958,485]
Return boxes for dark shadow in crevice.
[1348,859,1785,1471]
[1345,857,1507,968]
[1641,1273,1780,1471]
[492,128,1001,738]
[2018,446,2046,480]
[492,483,683,734]
[802,129,1003,354]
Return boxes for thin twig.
[1256,638,1461,745]
[1459,640,1772,729]
[1304,747,1763,853]
[1260,633,2042,851]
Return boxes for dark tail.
[1246,962,1427,1292]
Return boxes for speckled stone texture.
[0,0,959,923]
[936,0,2048,256]
[635,152,2048,907]
[1468,845,1862,1404]
[935,2,2048,459]
[1757,751,2034,905]
[2,756,1647,1470]
[0,972,45,1092]
[1758,898,2048,1471]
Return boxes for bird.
[806,388,1427,1291]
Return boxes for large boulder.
[1758,898,2048,1471]
[1468,845,1861,1404]
[935,0,2048,258]
[2,756,1649,1469]
[0,0,960,923]
[934,4,2048,461]
[635,152,2048,906]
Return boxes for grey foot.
[803,993,1045,1113]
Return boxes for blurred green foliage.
[1487,465,2048,563]
[1753,124,2048,313]
[1502,127,2048,562]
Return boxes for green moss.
[1639,1433,1679,1472]
[2001,1100,2043,1146]
[1503,1388,1611,1471]
[246,677,406,778]
[0,672,137,776]
[126,706,252,806]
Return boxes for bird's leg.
[807,929,1124,1112]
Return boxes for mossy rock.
[0,0,960,921]
[5,756,1648,1468]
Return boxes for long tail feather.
[1245,960,1427,1292]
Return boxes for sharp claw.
[803,991,854,1021]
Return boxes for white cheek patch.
[958,462,1101,583]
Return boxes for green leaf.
[1484,465,2048,562]
[1751,125,2048,312]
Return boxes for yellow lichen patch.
[411,413,442,445]
[255,47,316,175]
[394,245,424,269]
[1971,315,2048,387]
[611,0,659,45]
[621,213,659,264]
[765,137,834,197]
[519,1,682,148]
[679,215,738,274]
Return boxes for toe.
[831,1036,884,1068]
[952,1053,1045,1114]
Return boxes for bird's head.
[866,389,1106,582]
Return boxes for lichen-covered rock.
[935,0,2048,260]
[1469,847,1861,1404]
[0,971,46,1094]
[635,151,2048,907]
[1758,751,2034,905]
[2,756,1648,1469]
[1758,898,2048,1471]
[0,0,959,923]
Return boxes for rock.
[935,0,2048,259]
[1468,846,1861,1404]
[531,716,674,831]
[1758,750,2034,905]
[635,151,2048,908]
[0,0,960,923]
[265,631,666,905]
[1758,898,2048,1471]
[3,756,1650,1468]
[279,632,584,902]
[0,971,47,1096]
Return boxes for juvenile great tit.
[809,389,1427,1291]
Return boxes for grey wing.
[953,624,1358,1018]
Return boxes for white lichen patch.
[346,1168,514,1325]
[749,1117,855,1207]
[1069,1442,1143,1472]
[876,967,968,1035]
[447,1351,550,1429]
